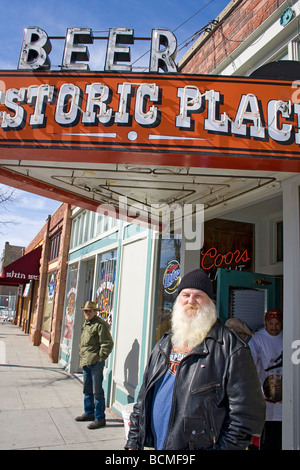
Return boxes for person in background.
[75,301,114,430]
[125,269,265,450]
[249,309,283,450]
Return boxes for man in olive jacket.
[125,269,265,450]
[75,301,114,429]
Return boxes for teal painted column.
[135,229,155,401]
[103,221,123,405]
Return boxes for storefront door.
[216,268,282,331]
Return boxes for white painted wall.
[111,234,149,412]
[282,175,300,450]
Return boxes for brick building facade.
[1,242,24,269]
[179,0,286,74]
[15,203,72,362]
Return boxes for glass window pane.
[154,236,181,343]
[42,272,56,333]
[61,262,79,351]
[95,250,117,328]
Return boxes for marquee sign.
[0,26,299,218]
[17,27,177,73]
[0,71,300,172]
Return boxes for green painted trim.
[103,369,112,405]
[101,222,124,404]
[115,386,135,405]
[59,350,69,365]
[217,268,281,324]
[135,230,154,401]
[110,224,123,341]
[68,232,119,262]
[68,223,146,262]
[150,236,161,348]
[123,223,147,240]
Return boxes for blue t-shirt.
[151,345,190,450]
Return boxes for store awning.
[0,245,42,286]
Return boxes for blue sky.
[0,0,230,256]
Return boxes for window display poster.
[96,250,117,328]
[62,263,79,350]
[155,237,181,342]
[42,272,56,333]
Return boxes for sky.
[0,0,230,257]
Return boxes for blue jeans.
[83,361,105,421]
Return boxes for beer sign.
[0,26,299,214]
[0,72,300,172]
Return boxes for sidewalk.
[0,321,126,450]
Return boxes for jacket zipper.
[192,382,221,394]
[193,383,220,446]
[207,396,217,446]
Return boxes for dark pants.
[83,361,105,421]
[260,421,282,450]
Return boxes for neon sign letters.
[1,81,299,150]
[18,26,177,73]
[200,247,251,270]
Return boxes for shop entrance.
[216,268,282,332]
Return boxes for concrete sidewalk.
[0,321,126,450]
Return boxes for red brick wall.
[29,202,72,359]
[180,0,285,74]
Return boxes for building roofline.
[178,0,243,70]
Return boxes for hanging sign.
[0,71,300,173]
[17,26,177,73]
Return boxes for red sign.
[200,247,251,270]
[0,245,42,285]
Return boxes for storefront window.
[70,218,78,249]
[90,211,96,238]
[42,271,56,333]
[61,262,79,352]
[70,211,119,249]
[154,236,181,343]
[95,250,117,328]
[49,229,61,260]
[82,211,90,243]
[95,214,104,236]
[78,211,86,245]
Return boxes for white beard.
[171,298,217,349]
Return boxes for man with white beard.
[171,288,217,350]
[125,269,265,451]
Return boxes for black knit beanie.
[177,269,213,299]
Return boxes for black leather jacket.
[125,320,265,450]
